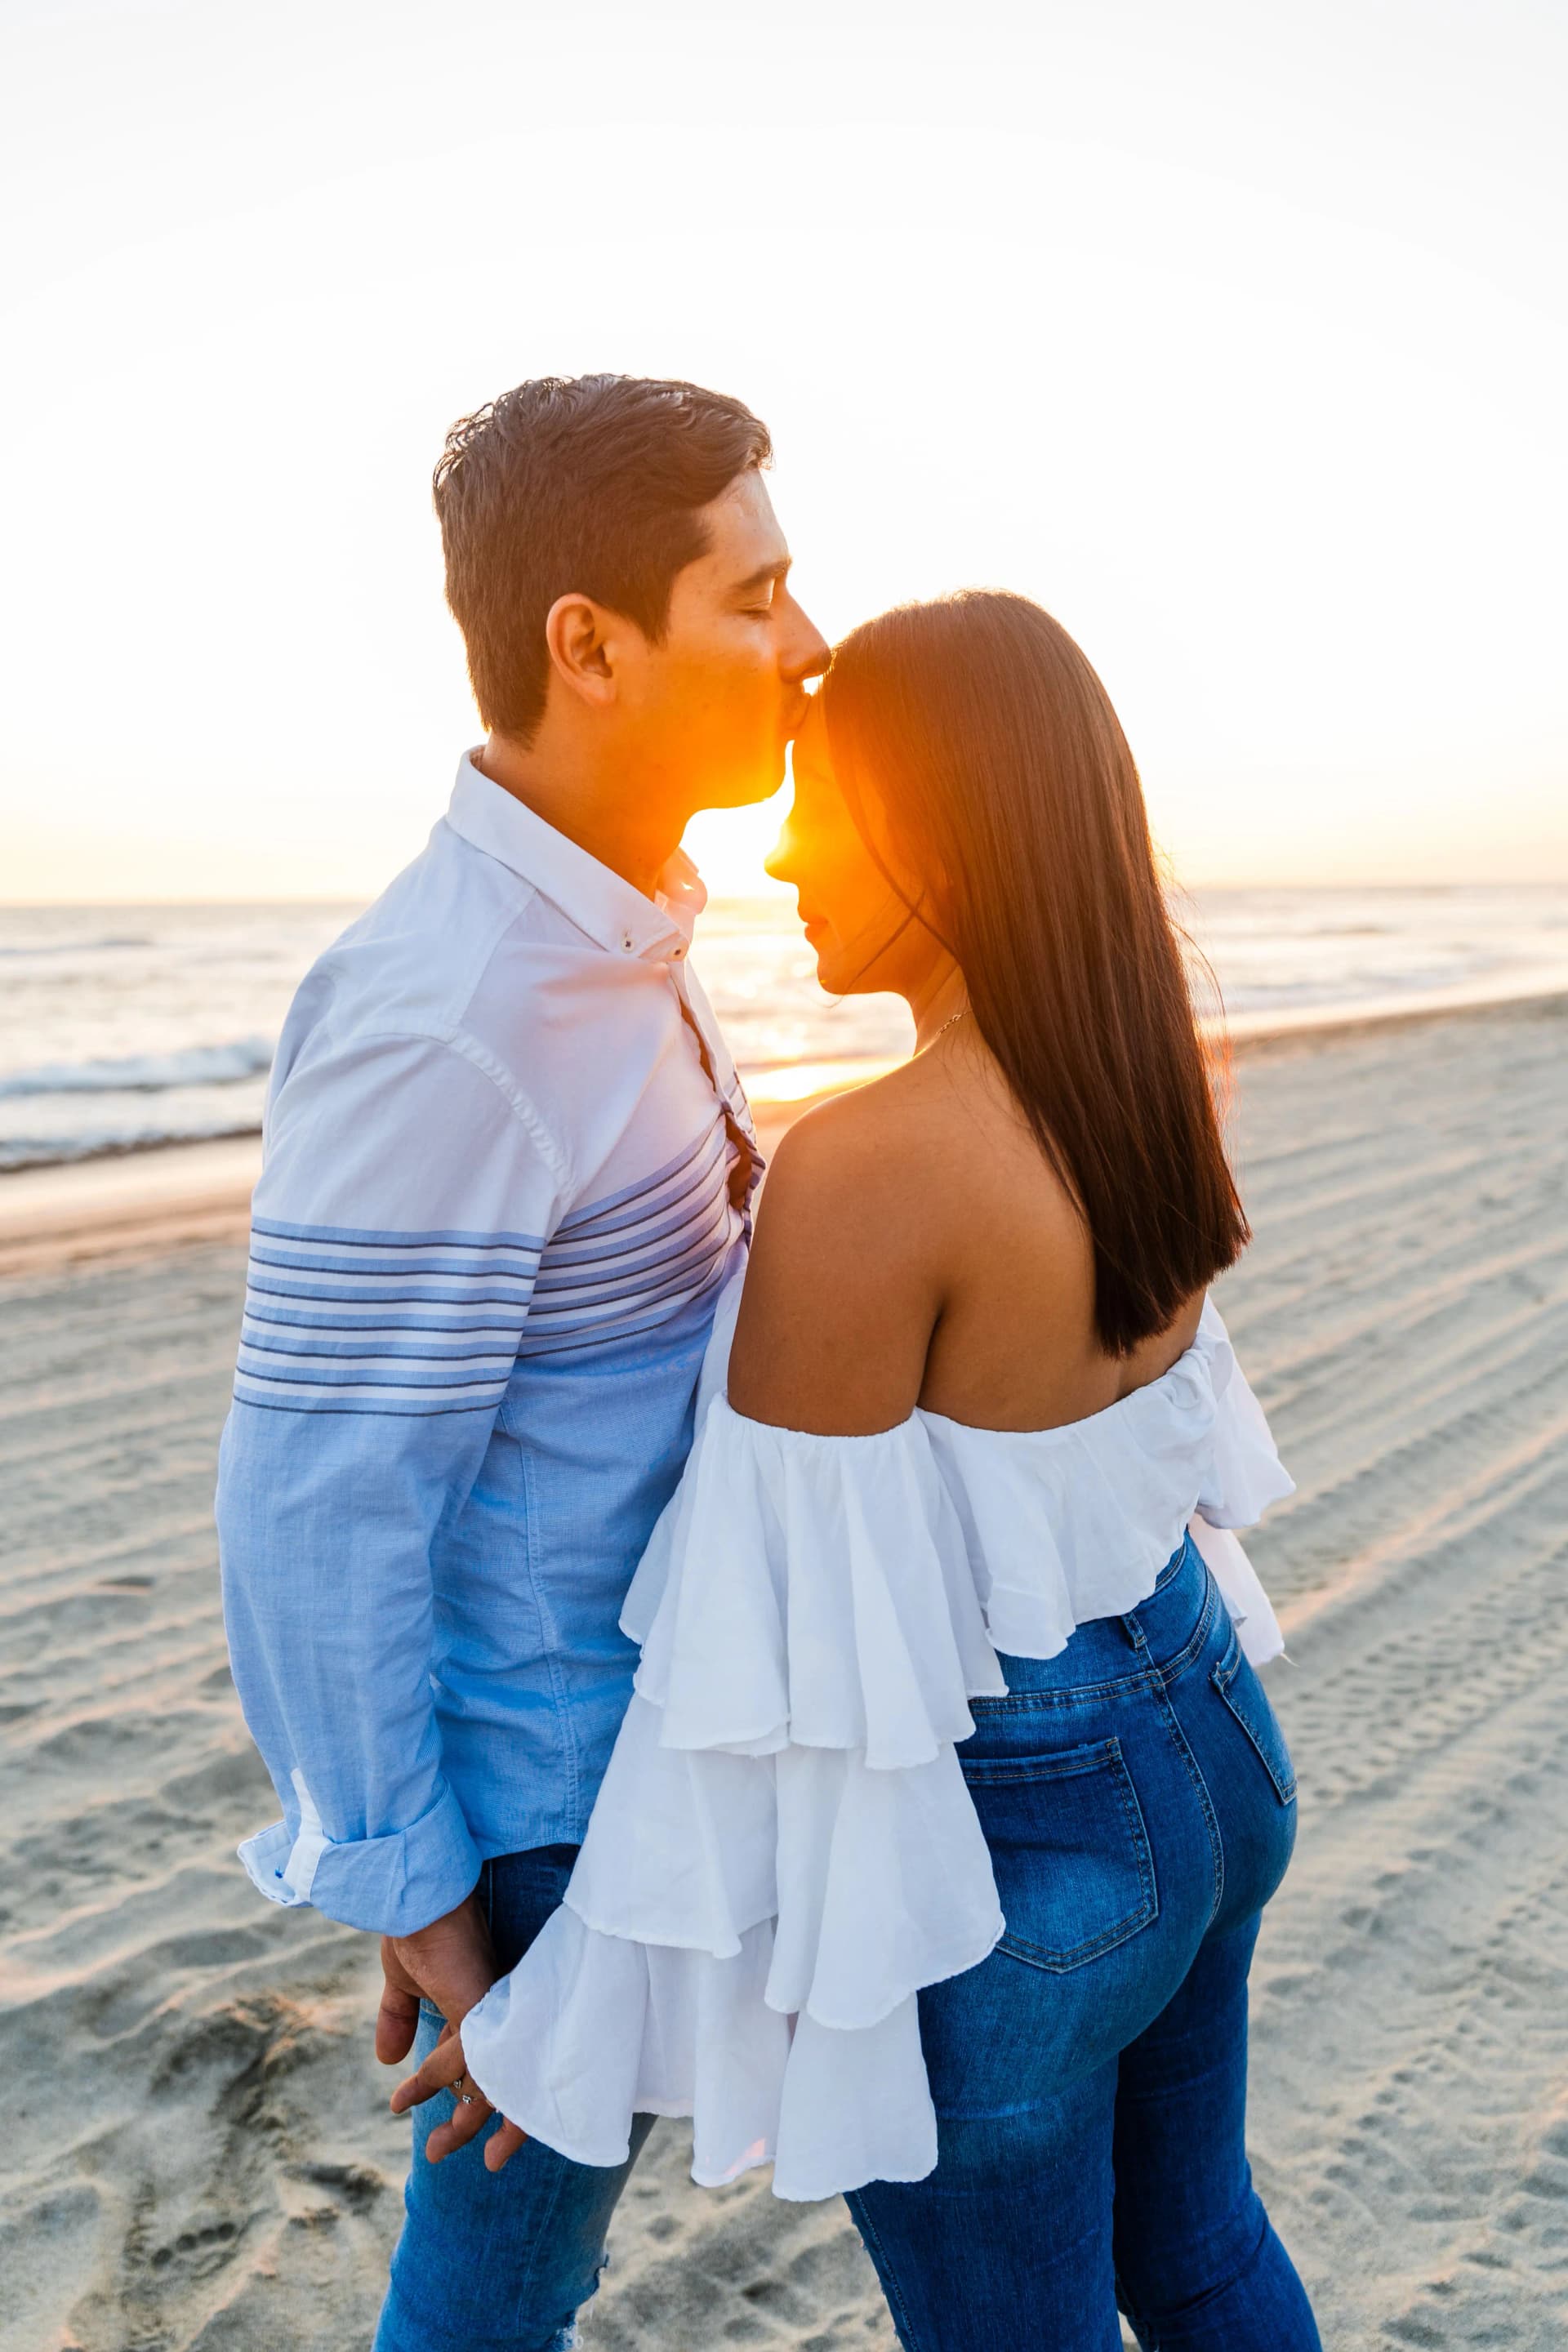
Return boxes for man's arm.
[216,1027,564,1965]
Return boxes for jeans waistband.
[982,1531,1213,1702]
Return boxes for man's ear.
[544,593,623,712]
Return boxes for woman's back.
[728,1027,1205,1441]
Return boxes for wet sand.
[2,996,1566,2350]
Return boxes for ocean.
[2,886,1566,1174]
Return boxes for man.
[216,374,829,2350]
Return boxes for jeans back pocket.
[959,1735,1157,1973]
[1212,1625,1297,1804]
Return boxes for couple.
[216,373,1321,2350]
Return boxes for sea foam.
[0,1036,275,1100]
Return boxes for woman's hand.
[390,2023,528,2173]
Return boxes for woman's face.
[765,696,943,1000]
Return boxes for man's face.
[616,470,831,811]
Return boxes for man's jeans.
[372,1845,655,2352]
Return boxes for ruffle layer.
[1187,1517,1286,1664]
[1193,1302,1299,1530]
[920,1300,1294,1665]
[566,1699,1003,2029]
[466,1676,1004,2198]
[462,1905,941,2198]
[462,1280,1294,2200]
[626,1400,1004,1768]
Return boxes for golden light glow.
[746,1057,906,1105]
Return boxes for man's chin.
[696,763,787,813]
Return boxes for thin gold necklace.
[925,1005,970,1049]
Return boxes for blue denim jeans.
[845,1535,1321,2351]
[372,1845,656,2352]
[375,1541,1318,2351]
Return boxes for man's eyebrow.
[733,555,792,596]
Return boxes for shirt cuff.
[238,1780,482,1936]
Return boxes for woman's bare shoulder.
[758,1049,1082,1266]
[764,1061,931,1188]
[726,1071,953,1435]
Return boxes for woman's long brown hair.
[820,590,1249,1356]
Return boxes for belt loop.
[1119,1601,1165,1691]
[1120,1606,1152,1659]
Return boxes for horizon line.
[4,876,1568,912]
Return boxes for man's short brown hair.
[433,374,773,743]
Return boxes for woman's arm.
[726,1089,944,1436]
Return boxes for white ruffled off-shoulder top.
[462,1276,1294,2202]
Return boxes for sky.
[2,0,1565,903]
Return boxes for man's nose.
[784,599,832,685]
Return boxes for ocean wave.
[0,935,154,958]
[0,1036,274,1100]
[0,1116,265,1174]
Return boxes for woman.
[395,591,1322,2350]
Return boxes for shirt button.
[621,933,634,951]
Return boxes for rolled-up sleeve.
[216,1026,564,1934]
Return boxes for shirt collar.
[445,750,706,963]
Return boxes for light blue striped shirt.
[216,754,758,1934]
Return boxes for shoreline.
[2,981,1563,1279]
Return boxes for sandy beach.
[2,995,1566,2351]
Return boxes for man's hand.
[374,1885,497,2065]
[376,1886,526,2168]
[391,2018,529,2172]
